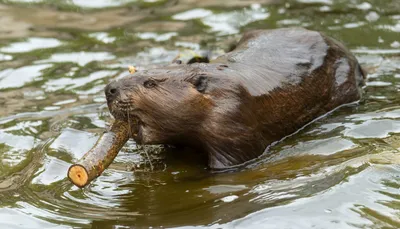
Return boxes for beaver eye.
[194,75,208,93]
[144,79,157,88]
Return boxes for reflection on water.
[36,52,116,67]
[0,0,399,228]
[0,38,61,53]
[0,64,53,89]
[8,0,142,8]
[173,4,270,35]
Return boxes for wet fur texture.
[105,28,365,169]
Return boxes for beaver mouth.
[109,100,145,142]
[113,100,136,113]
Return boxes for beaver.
[105,28,365,169]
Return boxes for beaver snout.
[105,81,119,103]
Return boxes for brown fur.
[105,28,365,169]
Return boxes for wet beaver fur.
[105,28,365,169]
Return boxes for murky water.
[0,0,399,228]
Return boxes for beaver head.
[105,64,219,145]
[105,63,263,169]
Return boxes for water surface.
[0,0,399,228]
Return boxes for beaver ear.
[193,75,208,93]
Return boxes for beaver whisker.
[143,147,154,171]
[116,104,134,108]
[118,100,135,105]
[127,110,133,139]
[114,100,133,106]
[111,110,127,121]
[118,107,136,112]
[113,101,136,111]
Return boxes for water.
[0,0,399,228]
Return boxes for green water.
[0,0,399,228]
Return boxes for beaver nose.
[105,81,119,102]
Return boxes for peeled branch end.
[68,165,89,188]
[67,120,130,188]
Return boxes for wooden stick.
[68,120,130,188]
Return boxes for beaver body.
[105,28,365,169]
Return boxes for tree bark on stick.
[68,120,130,188]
